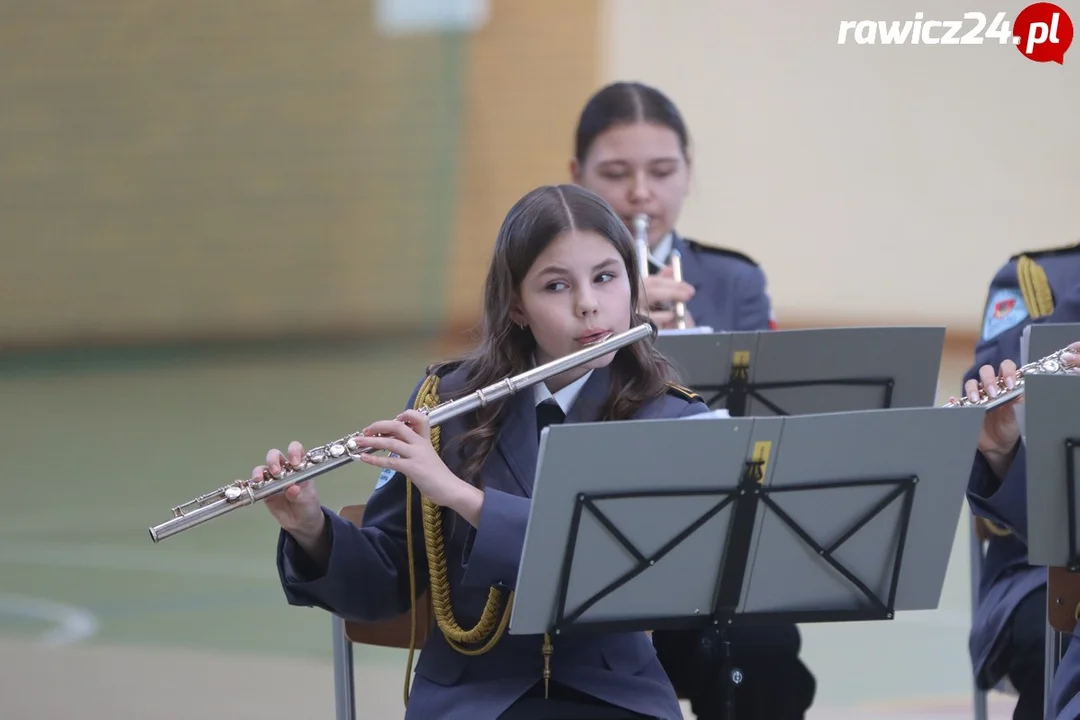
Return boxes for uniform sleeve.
[964,280,1080,538]
[460,395,709,590]
[276,377,430,623]
[967,443,1027,542]
[1049,629,1080,719]
[733,263,773,332]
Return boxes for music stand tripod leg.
[719,627,744,717]
[331,614,357,720]
[1045,621,1060,720]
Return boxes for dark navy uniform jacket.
[276,360,709,720]
[963,242,1080,717]
[656,234,776,332]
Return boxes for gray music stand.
[509,405,985,636]
[654,327,945,416]
[1026,374,1080,571]
[1020,322,1080,374]
[1017,321,1080,716]
[1023,323,1080,568]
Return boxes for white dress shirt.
[532,367,593,415]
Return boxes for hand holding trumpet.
[640,265,695,329]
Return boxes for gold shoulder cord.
[401,373,551,705]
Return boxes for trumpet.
[147,322,657,543]
[941,344,1080,410]
[632,213,688,329]
[670,249,688,330]
[632,213,650,278]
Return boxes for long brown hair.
[434,184,676,487]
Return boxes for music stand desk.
[655,326,944,416]
[510,405,986,639]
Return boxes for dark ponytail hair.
[574,81,691,164]
[436,184,675,487]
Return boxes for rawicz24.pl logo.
[836,2,1074,64]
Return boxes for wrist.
[981,440,1020,479]
[446,476,484,528]
[290,511,328,547]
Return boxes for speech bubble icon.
[1013,2,1074,64]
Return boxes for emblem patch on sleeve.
[375,455,400,490]
[981,288,1028,341]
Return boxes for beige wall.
[602,0,1080,332]
[444,0,604,335]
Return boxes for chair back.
[338,503,432,649]
[1049,566,1080,634]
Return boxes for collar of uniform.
[649,232,675,267]
[531,358,593,415]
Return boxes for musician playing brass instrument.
[259,185,713,720]
[956,241,1080,720]
[570,81,778,335]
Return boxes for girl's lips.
[577,331,612,345]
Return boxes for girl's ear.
[508,295,527,328]
[569,157,582,183]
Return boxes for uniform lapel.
[493,391,539,496]
[563,366,611,425]
[493,366,612,496]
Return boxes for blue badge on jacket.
[374,453,402,490]
[982,288,1028,341]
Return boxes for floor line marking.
[0,593,100,646]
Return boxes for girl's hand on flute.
[255,441,326,538]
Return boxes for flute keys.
[308,447,328,464]
[329,443,346,458]
[224,486,244,501]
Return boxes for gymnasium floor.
[0,335,1018,719]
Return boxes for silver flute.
[147,322,657,543]
[941,345,1080,410]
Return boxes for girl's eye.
[545,281,568,292]
[595,272,615,283]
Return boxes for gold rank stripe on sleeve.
[1017,255,1055,319]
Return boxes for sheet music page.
[681,409,731,420]
[656,326,715,336]
[1017,326,1030,442]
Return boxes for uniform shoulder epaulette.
[1009,239,1080,261]
[665,382,702,403]
[425,359,465,378]
[683,238,760,267]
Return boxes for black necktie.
[536,400,565,441]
